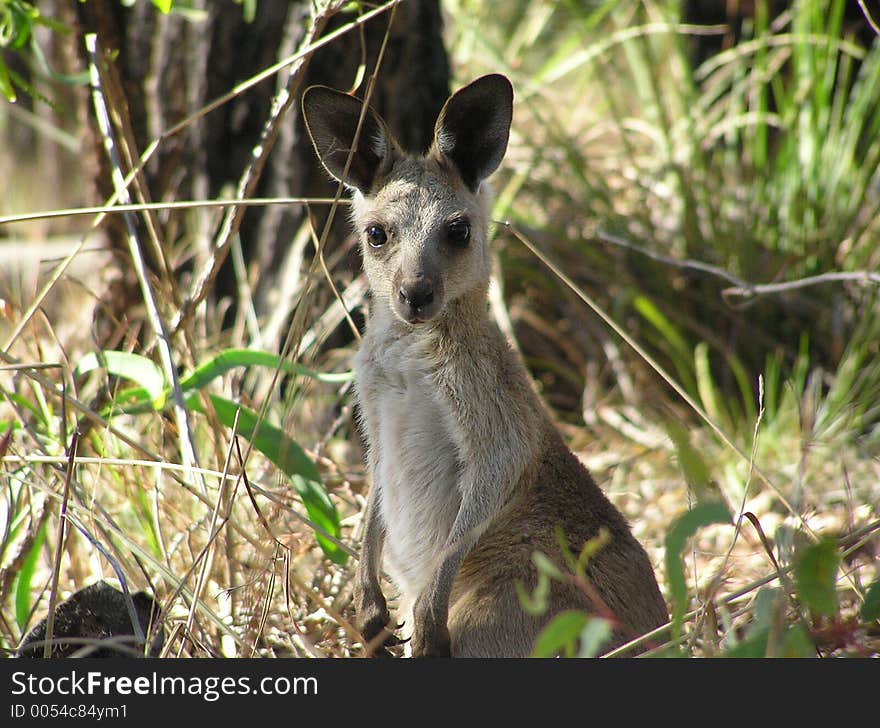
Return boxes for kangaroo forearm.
[411,464,525,655]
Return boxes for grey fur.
[302,74,667,658]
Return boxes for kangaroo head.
[302,74,513,325]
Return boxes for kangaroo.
[302,74,667,657]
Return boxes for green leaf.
[778,624,815,657]
[577,618,613,657]
[179,348,352,391]
[861,579,880,622]
[665,501,731,637]
[794,538,840,618]
[151,0,173,13]
[0,59,16,102]
[724,624,814,658]
[4,393,42,424]
[532,610,589,657]
[190,394,346,565]
[724,630,769,658]
[724,587,815,657]
[106,348,351,416]
[532,551,566,581]
[15,523,46,631]
[749,586,783,635]
[633,296,690,361]
[575,527,611,577]
[515,577,549,617]
[76,351,167,409]
[235,0,256,23]
[516,558,554,617]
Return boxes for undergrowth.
[0,0,878,658]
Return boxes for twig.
[858,0,880,36]
[156,1,403,145]
[1,153,169,354]
[43,430,78,658]
[0,351,165,463]
[64,514,146,646]
[722,271,880,299]
[0,448,357,561]
[178,408,241,657]
[1,239,89,353]
[0,1,390,352]
[309,215,363,344]
[305,0,404,346]
[595,228,880,302]
[596,229,745,287]
[86,33,204,492]
[691,390,766,646]
[15,455,259,652]
[22,635,149,660]
[507,222,877,599]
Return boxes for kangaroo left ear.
[433,74,513,191]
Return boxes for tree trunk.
[73,0,450,346]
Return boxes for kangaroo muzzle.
[395,276,441,324]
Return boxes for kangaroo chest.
[354,330,463,601]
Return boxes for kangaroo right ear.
[302,86,395,194]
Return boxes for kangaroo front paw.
[357,600,403,657]
[361,620,404,658]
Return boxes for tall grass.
[450,0,880,444]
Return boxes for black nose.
[399,279,434,310]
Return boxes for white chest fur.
[354,326,462,606]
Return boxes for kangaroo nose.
[399,279,434,310]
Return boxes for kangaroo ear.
[302,86,395,193]
[433,74,513,191]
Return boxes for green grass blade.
[14,523,47,631]
[666,421,715,501]
[105,348,352,415]
[633,295,698,396]
[76,351,167,409]
[0,58,16,102]
[179,348,352,391]
[694,341,730,432]
[4,392,46,425]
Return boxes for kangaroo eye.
[366,225,387,248]
[447,220,470,247]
